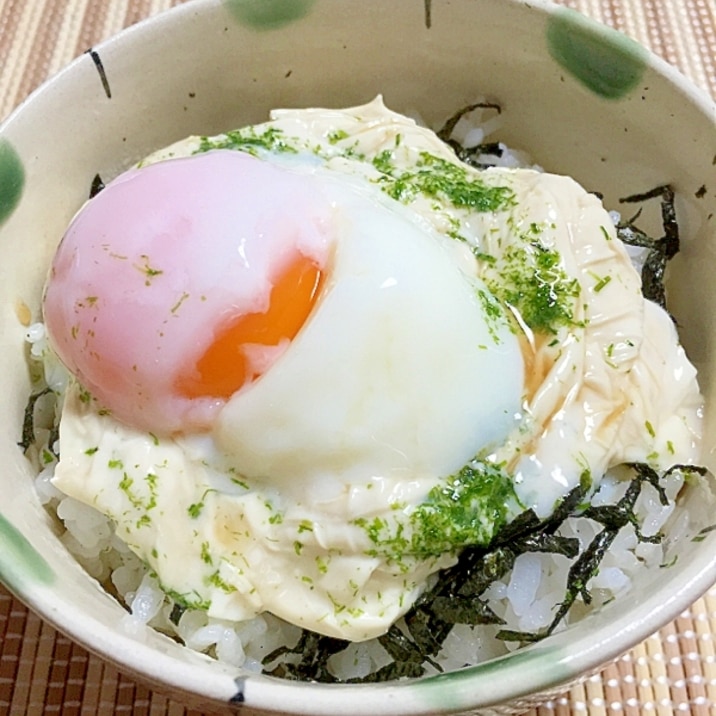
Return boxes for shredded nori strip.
[349,659,425,683]
[497,463,705,644]
[617,185,679,308]
[437,103,502,142]
[436,102,507,169]
[47,422,60,460]
[89,173,106,198]
[168,602,186,626]
[429,596,504,626]
[263,632,344,682]
[19,387,53,453]
[263,465,702,682]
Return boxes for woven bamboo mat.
[1,0,715,714]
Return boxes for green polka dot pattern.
[547,8,647,99]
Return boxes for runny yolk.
[176,253,324,399]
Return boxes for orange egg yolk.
[176,253,324,399]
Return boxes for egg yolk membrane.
[176,252,324,400]
[45,98,703,642]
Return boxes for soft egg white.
[214,168,524,494]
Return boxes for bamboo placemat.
[1,0,715,714]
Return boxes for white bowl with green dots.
[1,0,715,714]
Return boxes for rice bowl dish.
[2,0,715,713]
[22,97,710,682]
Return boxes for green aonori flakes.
[266,464,701,682]
[197,126,299,157]
[355,461,521,563]
[373,150,515,212]
[482,223,583,335]
[476,288,511,345]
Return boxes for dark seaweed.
[90,174,106,198]
[436,103,506,169]
[263,465,701,682]
[47,422,60,461]
[497,463,705,644]
[617,185,679,308]
[379,626,441,670]
[349,659,425,683]
[429,596,504,625]
[263,632,344,682]
[168,602,187,626]
[19,387,52,453]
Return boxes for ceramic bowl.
[1,0,715,714]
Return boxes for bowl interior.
[1,0,715,714]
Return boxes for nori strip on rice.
[19,387,51,453]
[437,103,508,169]
[263,464,705,682]
[168,602,187,626]
[19,387,59,458]
[617,185,679,308]
[263,632,346,683]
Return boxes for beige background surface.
[1,0,715,714]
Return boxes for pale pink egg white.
[43,151,332,434]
